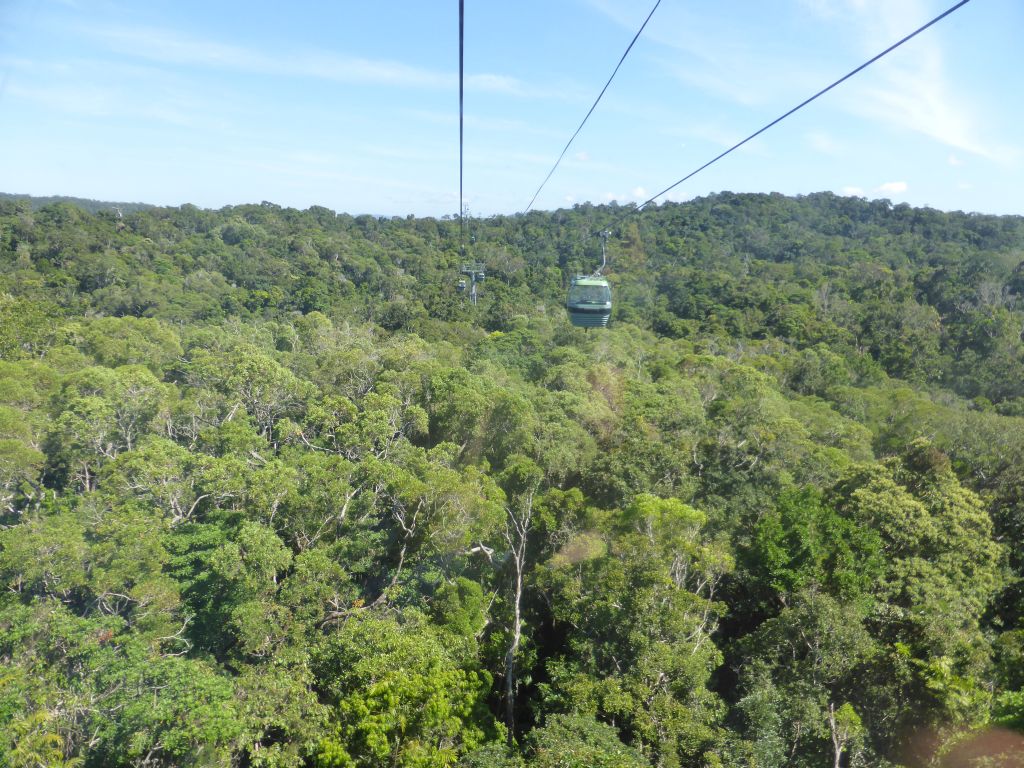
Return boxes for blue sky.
[1,0,1020,217]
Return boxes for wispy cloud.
[659,60,772,108]
[227,147,451,194]
[466,73,528,96]
[83,24,545,97]
[589,0,826,107]
[4,60,229,131]
[854,68,1000,160]
[401,108,564,139]
[683,121,762,153]
[7,81,114,116]
[88,24,448,87]
[814,0,1018,162]
[598,0,1018,165]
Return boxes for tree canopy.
[1,191,1023,766]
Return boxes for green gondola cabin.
[566,275,612,328]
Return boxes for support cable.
[459,0,466,256]
[524,0,663,214]
[630,0,972,214]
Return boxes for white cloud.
[632,186,648,198]
[948,153,963,167]
[841,185,865,196]
[877,181,908,193]
[575,151,590,162]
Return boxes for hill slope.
[1,192,1022,766]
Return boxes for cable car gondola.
[567,230,612,328]
[567,276,611,328]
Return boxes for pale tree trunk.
[828,702,846,768]
[503,488,533,745]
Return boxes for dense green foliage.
[1,191,1023,766]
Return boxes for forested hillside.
[0,193,152,216]
[1,192,1023,767]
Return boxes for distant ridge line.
[0,192,154,215]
